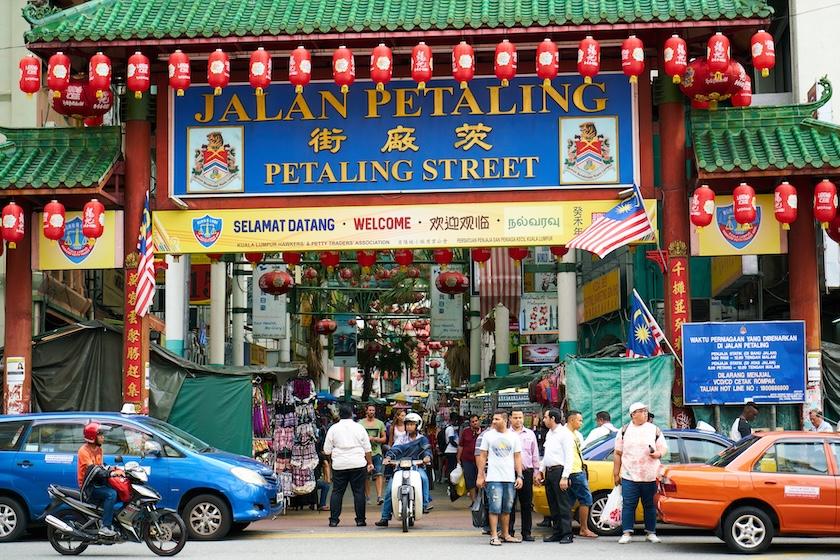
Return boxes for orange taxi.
[657,432,840,554]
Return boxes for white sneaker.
[646,534,661,543]
[618,534,632,544]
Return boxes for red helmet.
[83,422,101,443]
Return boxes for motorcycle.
[385,458,426,533]
[44,451,186,557]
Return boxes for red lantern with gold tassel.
[289,46,312,93]
[663,35,688,84]
[207,253,224,262]
[127,51,150,99]
[410,42,433,90]
[433,248,454,270]
[43,200,66,241]
[471,248,491,266]
[690,185,716,228]
[394,249,413,270]
[88,51,111,99]
[707,32,730,80]
[370,44,393,91]
[282,251,302,269]
[621,35,644,84]
[731,71,752,107]
[19,55,41,96]
[244,253,264,265]
[536,38,559,87]
[733,182,757,227]
[577,36,600,84]
[356,250,377,274]
[47,52,70,98]
[168,50,191,96]
[249,48,272,96]
[452,42,474,90]
[774,181,798,230]
[315,318,337,335]
[258,270,294,299]
[814,179,838,229]
[508,247,529,264]
[333,46,355,93]
[549,246,569,260]
[207,49,230,96]
[435,270,469,297]
[2,202,25,249]
[751,29,776,78]
[82,198,105,239]
[320,250,340,273]
[494,40,517,87]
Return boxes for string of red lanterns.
[0,198,106,249]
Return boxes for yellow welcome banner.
[153,200,657,254]
[691,194,787,256]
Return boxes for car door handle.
[763,481,777,485]
[17,460,32,467]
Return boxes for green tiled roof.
[692,78,840,175]
[24,0,772,43]
[0,126,121,189]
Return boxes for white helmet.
[404,412,423,430]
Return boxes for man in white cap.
[613,402,668,544]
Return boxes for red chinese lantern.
[126,51,150,99]
[706,32,730,80]
[429,359,441,370]
[282,251,302,268]
[244,253,264,265]
[731,71,752,107]
[19,55,41,96]
[258,270,294,299]
[471,248,491,266]
[394,249,414,269]
[412,320,425,329]
[621,35,645,84]
[207,49,230,96]
[407,267,420,279]
[773,181,798,230]
[82,198,105,239]
[315,318,337,335]
[47,52,70,98]
[433,248,454,269]
[83,116,102,127]
[370,44,393,92]
[429,341,443,351]
[249,47,272,96]
[690,185,716,228]
[751,29,776,78]
[691,99,710,110]
[339,267,354,281]
[452,42,474,90]
[410,42,433,90]
[535,38,559,87]
[332,46,355,94]
[168,50,191,96]
[289,46,312,93]
[52,79,113,119]
[2,202,25,249]
[828,215,840,244]
[508,247,529,263]
[43,200,66,241]
[814,179,838,228]
[435,270,469,296]
[663,35,688,84]
[733,182,757,227]
[303,266,319,281]
[207,253,224,262]
[549,245,569,260]
[320,250,340,273]
[88,52,111,99]
[577,36,600,84]
[356,250,377,274]
[494,40,517,87]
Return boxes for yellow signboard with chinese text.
[691,194,787,256]
[582,268,621,322]
[33,211,123,270]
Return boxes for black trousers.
[444,453,458,481]
[329,467,367,524]
[509,469,534,536]
[545,467,573,539]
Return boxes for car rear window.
[0,421,28,451]
[707,435,757,467]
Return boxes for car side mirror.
[144,440,162,458]
[114,455,124,464]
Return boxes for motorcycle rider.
[77,422,120,537]
[374,413,433,527]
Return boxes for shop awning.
[0,126,121,191]
[484,372,539,393]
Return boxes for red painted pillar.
[2,204,33,414]
[123,93,152,413]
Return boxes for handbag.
[599,485,623,528]
[449,464,464,485]
[471,489,489,528]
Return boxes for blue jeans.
[485,482,515,515]
[89,485,117,528]
[316,480,330,508]
[620,479,657,534]
[380,468,429,520]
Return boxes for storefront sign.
[4,357,25,414]
[170,74,637,197]
[430,266,464,340]
[153,199,656,253]
[33,211,123,270]
[123,271,146,411]
[252,263,288,338]
[520,343,561,366]
[682,321,806,405]
[333,313,358,367]
[669,255,690,356]
[582,267,621,322]
[249,343,267,366]
[519,293,559,335]
[691,195,787,256]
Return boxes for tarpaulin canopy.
[821,340,840,425]
[484,372,540,393]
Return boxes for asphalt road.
[5,486,840,558]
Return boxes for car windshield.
[707,435,758,467]
[140,417,213,452]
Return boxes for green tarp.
[565,355,675,435]
[484,372,539,393]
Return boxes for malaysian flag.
[134,191,156,317]
[567,185,655,258]
[626,290,666,358]
[479,248,521,320]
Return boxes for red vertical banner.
[124,268,149,412]
[667,248,690,406]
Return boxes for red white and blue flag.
[626,289,666,358]
[567,185,654,258]
[134,191,156,317]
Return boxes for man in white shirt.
[583,410,619,447]
[534,408,575,544]
[729,403,759,441]
[477,410,523,546]
[444,417,460,482]
[323,404,374,527]
[809,409,834,432]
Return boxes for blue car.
[582,428,734,463]
[0,412,282,542]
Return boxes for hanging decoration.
[168,50,191,96]
[126,51,150,99]
[339,266,354,281]
[471,247,491,266]
[258,270,294,299]
[706,32,730,80]
[731,71,752,107]
[47,52,70,98]
[429,359,441,370]
[549,245,569,260]
[577,36,600,84]
[207,49,230,96]
[828,214,840,244]
[370,44,393,91]
[751,29,776,78]
[207,253,223,262]
[773,181,797,230]
[249,47,272,96]
[494,40,517,87]
[435,270,469,296]
[733,182,757,227]
[508,247,529,264]
[679,58,749,109]
[315,318,337,335]
[51,79,113,119]
[303,266,319,282]
[410,42,433,90]
[814,179,838,228]
[432,248,454,270]
[333,46,355,93]
[356,250,377,274]
[663,35,688,84]
[320,250,340,273]
[535,38,559,87]
[394,249,414,269]
[282,251,302,269]
[289,46,312,93]
[452,41,475,90]
[244,253,264,265]
[88,51,111,99]
[19,55,41,96]
[83,116,103,127]
[42,200,66,241]
[690,185,716,228]
[2,202,25,249]
[407,267,421,279]
[82,198,105,239]
[621,35,645,83]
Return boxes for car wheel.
[723,506,774,554]
[588,491,622,537]
[0,496,27,543]
[183,494,232,540]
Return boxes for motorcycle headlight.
[399,459,412,469]
[231,466,266,487]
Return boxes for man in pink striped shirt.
[508,409,540,541]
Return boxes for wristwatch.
[516,474,524,480]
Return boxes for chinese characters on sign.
[123,270,147,412]
[669,257,689,355]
